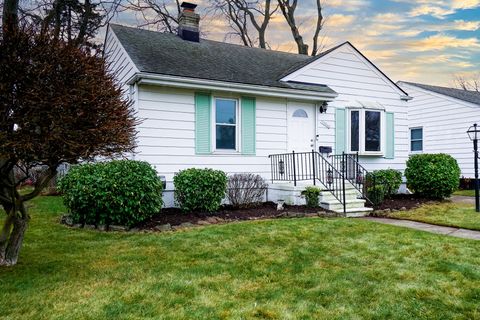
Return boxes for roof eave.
[399,81,479,107]
[127,72,338,101]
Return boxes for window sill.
[212,150,242,155]
[354,152,384,157]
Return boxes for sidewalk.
[363,217,480,240]
[449,195,475,204]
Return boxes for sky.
[111,0,480,87]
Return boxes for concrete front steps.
[319,183,373,217]
[268,181,373,217]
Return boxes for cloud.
[450,20,480,30]
[452,0,480,9]
[326,14,356,27]
[409,5,454,18]
[324,0,369,11]
[408,0,480,18]
[406,34,480,51]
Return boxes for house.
[398,81,480,180]
[104,2,411,215]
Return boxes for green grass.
[453,190,475,197]
[1,196,480,319]
[388,202,480,231]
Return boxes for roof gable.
[281,42,410,99]
[108,24,335,95]
[399,81,480,106]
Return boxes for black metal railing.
[268,150,346,213]
[329,152,376,205]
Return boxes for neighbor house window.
[348,109,383,154]
[215,98,237,150]
[410,127,423,152]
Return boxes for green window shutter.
[335,108,347,154]
[385,112,395,159]
[241,96,256,155]
[195,92,211,154]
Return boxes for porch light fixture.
[319,101,328,114]
[278,159,285,176]
[356,171,364,185]
[327,168,333,186]
[467,123,480,212]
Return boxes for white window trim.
[409,127,423,154]
[347,108,385,156]
[212,97,241,154]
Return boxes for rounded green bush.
[367,185,385,206]
[58,160,163,227]
[405,153,460,199]
[301,186,322,208]
[366,169,402,198]
[174,168,227,213]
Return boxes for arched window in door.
[292,109,308,118]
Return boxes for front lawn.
[387,202,480,231]
[1,196,480,319]
[453,190,475,197]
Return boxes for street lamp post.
[467,123,480,212]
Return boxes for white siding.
[283,43,410,172]
[104,28,139,97]
[399,83,478,178]
[135,85,289,183]
[108,38,411,205]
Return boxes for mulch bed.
[135,202,330,231]
[63,196,443,233]
[372,194,442,211]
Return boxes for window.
[365,111,381,152]
[292,109,308,118]
[348,109,383,154]
[410,127,423,152]
[215,98,237,151]
[350,110,359,152]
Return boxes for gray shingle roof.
[109,24,336,95]
[400,81,480,106]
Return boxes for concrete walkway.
[363,217,480,240]
[449,195,475,204]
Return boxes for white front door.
[287,104,316,152]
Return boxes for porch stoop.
[268,151,376,217]
[319,182,373,217]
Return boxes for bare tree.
[454,74,480,92]
[210,0,253,46]
[210,0,278,48]
[122,0,181,32]
[6,0,122,48]
[277,0,324,56]
[120,0,326,55]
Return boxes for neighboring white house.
[104,2,411,214]
[398,81,480,179]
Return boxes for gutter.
[127,72,338,101]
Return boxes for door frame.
[286,101,318,152]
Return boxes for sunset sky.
[112,0,480,87]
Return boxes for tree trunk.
[0,189,29,267]
[0,214,29,267]
[2,0,19,35]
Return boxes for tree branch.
[20,167,58,202]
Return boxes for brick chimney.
[178,2,200,42]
